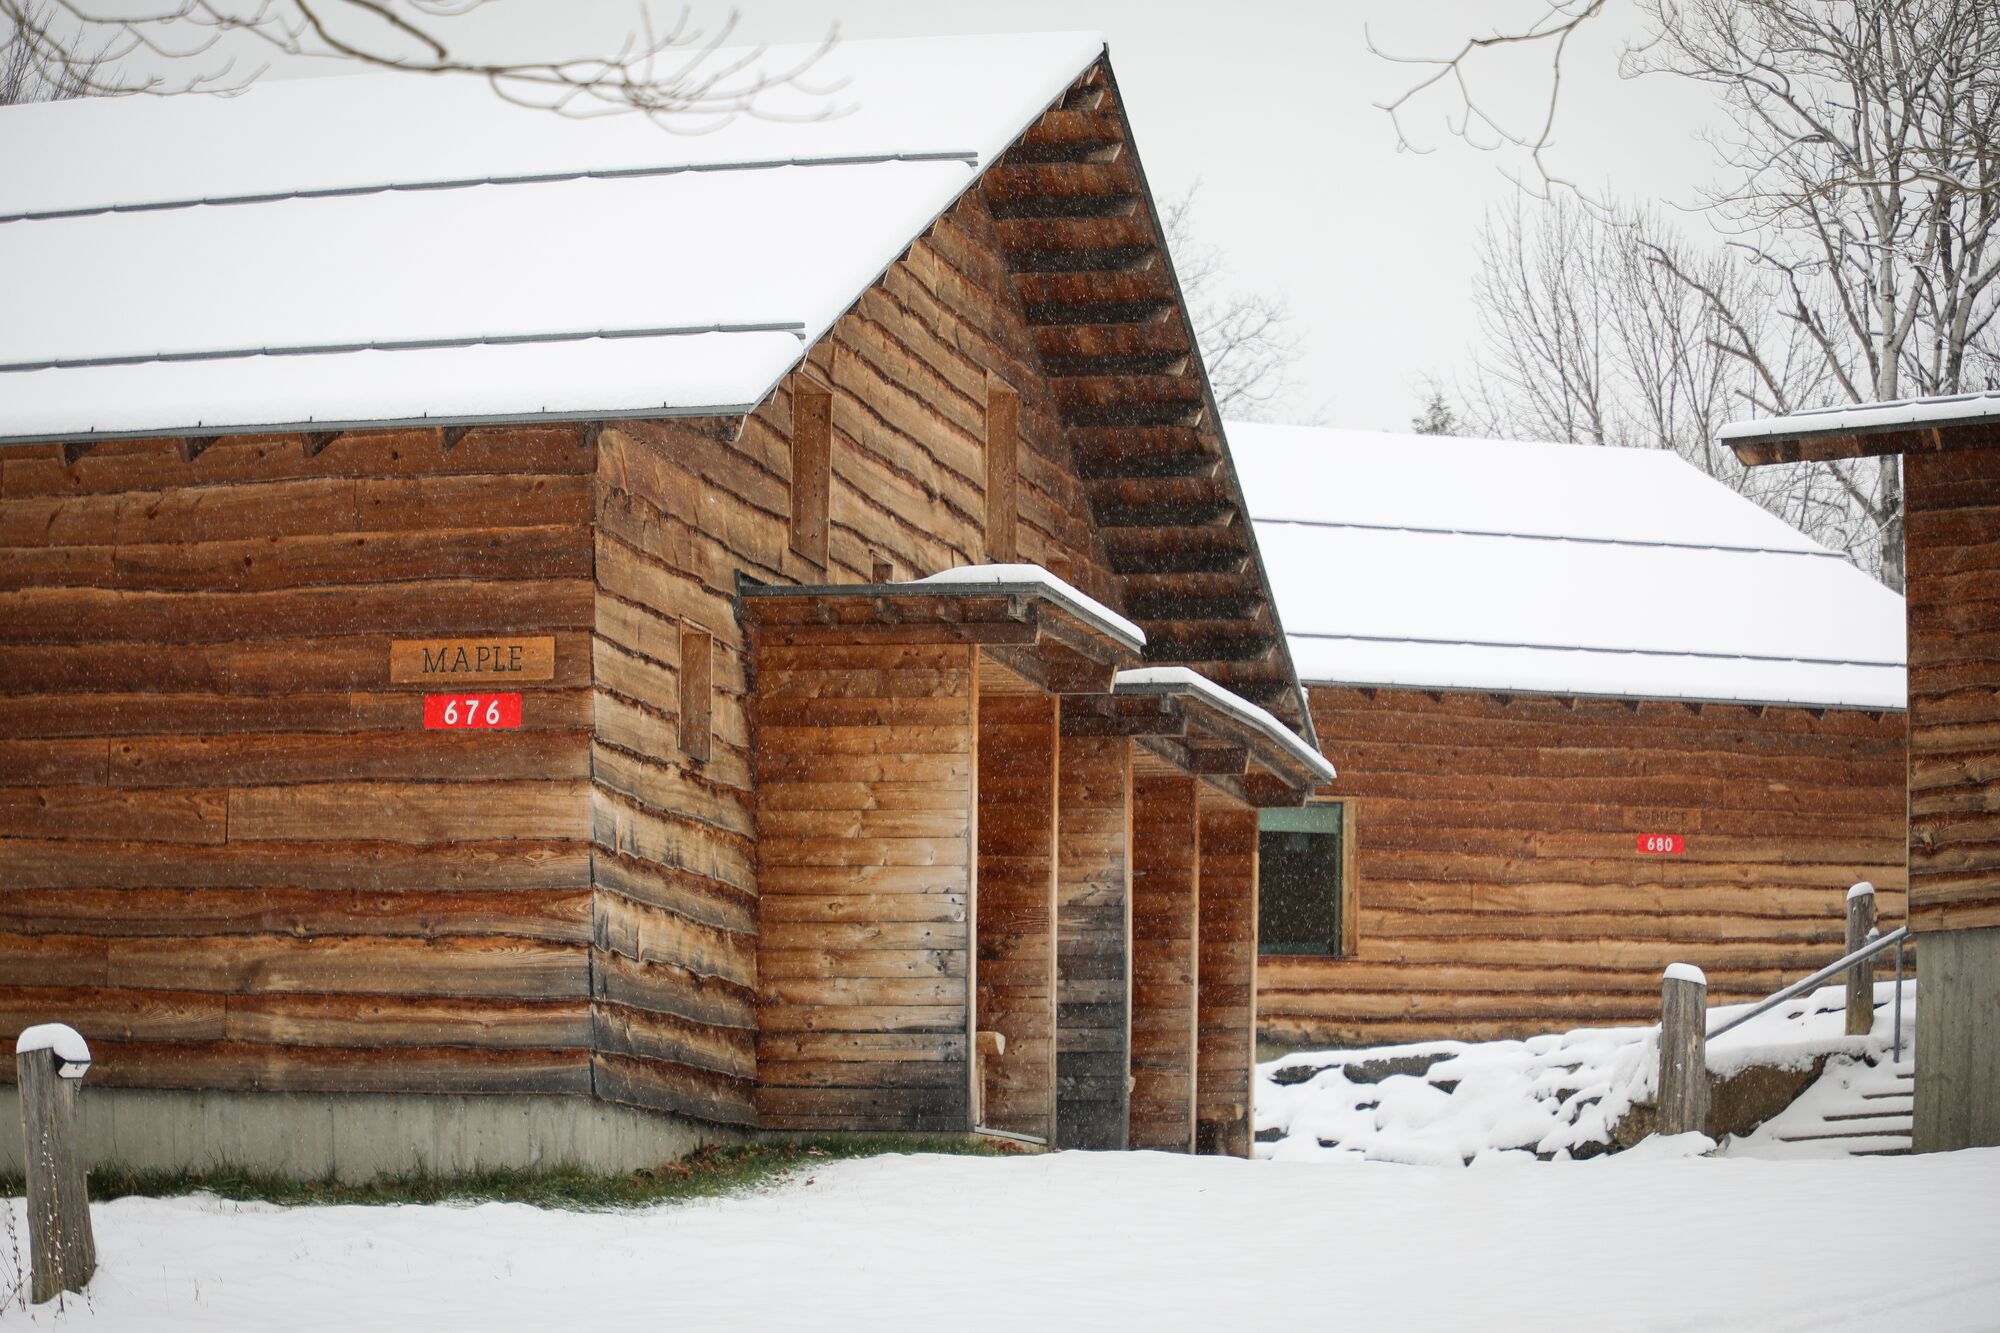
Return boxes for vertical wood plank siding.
[1907,448,2000,932]
[1195,803,1258,1157]
[752,643,976,1132]
[1055,733,1132,1149]
[974,684,1058,1137]
[1128,770,1200,1151]
[1258,686,1909,1049]
[0,427,598,1093]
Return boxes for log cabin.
[1224,424,1910,1051]
[0,33,1333,1177]
[1720,390,2000,1153]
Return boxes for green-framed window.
[1257,800,1355,957]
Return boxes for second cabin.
[1229,425,1911,1051]
[0,33,1329,1173]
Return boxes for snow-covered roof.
[1719,390,2000,447]
[1228,424,1907,710]
[0,32,1106,445]
[909,563,1145,651]
[1113,666,1336,782]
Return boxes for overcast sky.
[260,1,1728,432]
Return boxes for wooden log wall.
[590,424,761,1126]
[1128,766,1200,1151]
[1194,802,1258,1158]
[1258,685,1909,1049]
[974,668,1058,1137]
[0,426,598,1095]
[752,642,977,1132]
[1054,733,1132,1149]
[1907,448,2000,933]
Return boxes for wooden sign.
[1636,834,1685,855]
[391,637,554,684]
[424,693,523,730]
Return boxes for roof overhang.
[738,568,1143,695]
[1056,666,1334,808]
[1721,391,2000,465]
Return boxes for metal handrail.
[1706,925,1911,1043]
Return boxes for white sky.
[253,1,1726,431]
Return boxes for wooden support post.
[1128,769,1200,1152]
[1658,964,1708,1137]
[1847,882,1877,1038]
[16,1024,94,1305]
[1054,732,1132,1150]
[1194,801,1259,1158]
[974,681,1059,1140]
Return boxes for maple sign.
[423,693,524,730]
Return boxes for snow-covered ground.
[9,1145,1998,1332]
[1257,978,1915,1163]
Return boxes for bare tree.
[1371,0,1611,199]
[1161,187,1304,421]
[0,2,834,125]
[1628,0,2000,589]
[1,1,93,103]
[1462,197,1904,579]
[1392,0,2000,591]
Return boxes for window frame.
[1255,796,1357,960]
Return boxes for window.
[1257,801,1353,957]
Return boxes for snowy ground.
[1257,978,1914,1163]
[8,1146,1999,1332]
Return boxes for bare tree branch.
[1162,186,1305,421]
[0,1,838,128]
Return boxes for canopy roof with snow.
[0,32,1105,444]
[1721,390,2000,465]
[1228,423,1907,710]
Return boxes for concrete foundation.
[0,1089,736,1184]
[1913,925,2000,1153]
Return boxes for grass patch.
[0,1136,1016,1211]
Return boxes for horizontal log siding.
[1195,803,1257,1157]
[1907,448,2000,932]
[1055,734,1131,1149]
[975,687,1058,1138]
[753,643,976,1132]
[590,423,761,1125]
[1258,686,1909,1049]
[0,426,597,1094]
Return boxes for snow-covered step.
[1716,1051,1915,1160]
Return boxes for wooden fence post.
[1846,882,1877,1038]
[15,1023,94,1305]
[1658,964,1708,1137]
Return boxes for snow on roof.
[1718,390,2000,445]
[1113,666,1336,782]
[908,562,1145,651]
[1228,423,1907,709]
[0,32,1105,444]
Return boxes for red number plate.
[1636,834,1685,855]
[424,693,523,730]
